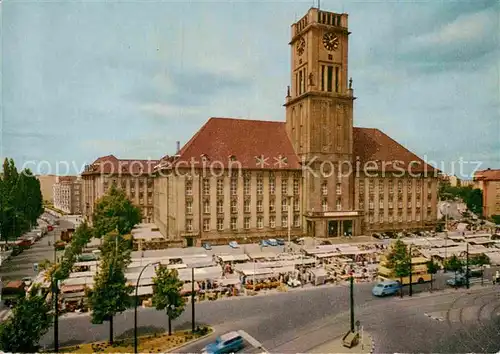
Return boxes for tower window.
[335,67,339,93]
[302,68,306,93]
[321,65,325,91]
[298,70,303,95]
[337,16,341,26]
[295,73,298,96]
[327,66,333,92]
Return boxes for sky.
[1,0,499,178]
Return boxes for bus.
[377,256,432,285]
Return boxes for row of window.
[360,179,433,193]
[321,182,342,196]
[186,178,301,197]
[361,201,432,209]
[185,215,301,232]
[186,198,300,215]
[322,198,342,211]
[367,212,429,223]
[104,178,153,189]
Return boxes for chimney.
[176,141,180,153]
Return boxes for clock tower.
[285,7,361,237]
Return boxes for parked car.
[288,278,301,288]
[202,243,212,250]
[259,240,268,247]
[47,225,54,232]
[371,280,401,297]
[229,241,239,249]
[276,238,285,246]
[267,239,278,246]
[202,331,244,354]
[465,267,483,278]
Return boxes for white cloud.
[410,9,498,48]
[139,103,201,118]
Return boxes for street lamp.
[134,262,160,354]
[287,195,293,253]
[52,276,60,352]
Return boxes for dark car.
[276,238,285,246]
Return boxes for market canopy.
[218,254,249,262]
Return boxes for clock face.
[323,32,339,51]
[296,37,306,56]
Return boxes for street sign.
[33,263,39,273]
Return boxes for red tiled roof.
[474,169,500,181]
[353,127,437,173]
[82,155,159,176]
[164,117,302,170]
[57,176,77,183]
[159,117,436,174]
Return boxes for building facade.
[53,176,83,214]
[153,7,439,246]
[37,174,58,203]
[474,169,500,218]
[81,155,159,223]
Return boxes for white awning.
[218,254,250,262]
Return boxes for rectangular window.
[322,181,328,196]
[257,216,263,229]
[294,198,300,211]
[336,183,341,195]
[335,66,339,93]
[294,215,300,227]
[186,201,193,214]
[203,179,210,195]
[203,219,210,231]
[231,217,237,230]
[269,179,275,195]
[203,200,210,214]
[244,199,251,213]
[327,66,333,92]
[282,198,288,212]
[231,200,237,213]
[217,200,223,214]
[269,199,275,212]
[230,178,237,196]
[244,178,251,195]
[257,200,263,212]
[302,68,306,93]
[336,199,342,211]
[270,216,276,228]
[217,218,224,231]
[322,198,328,212]
[282,215,288,228]
[257,178,263,195]
[244,217,250,229]
[298,70,303,95]
[281,179,288,196]
[217,179,224,196]
[293,179,300,195]
[321,65,325,91]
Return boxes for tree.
[152,267,186,335]
[470,253,490,286]
[87,231,133,344]
[385,239,410,298]
[0,288,53,352]
[426,260,440,292]
[444,255,463,288]
[92,183,142,238]
[491,215,500,225]
[0,159,44,242]
[466,188,483,217]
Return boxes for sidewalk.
[309,332,374,354]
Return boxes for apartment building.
[81,155,159,223]
[53,176,83,214]
[37,174,58,203]
[474,169,500,218]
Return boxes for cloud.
[139,103,201,118]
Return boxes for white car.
[287,279,301,288]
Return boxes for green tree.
[426,260,440,292]
[444,255,463,288]
[0,288,53,352]
[87,231,133,344]
[466,188,483,217]
[491,215,500,225]
[152,267,186,335]
[470,253,490,286]
[385,239,411,298]
[92,183,142,238]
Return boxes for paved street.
[38,270,500,353]
[0,216,74,282]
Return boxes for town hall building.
[151,7,439,246]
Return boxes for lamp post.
[134,262,159,354]
[409,244,413,297]
[444,203,449,272]
[52,277,60,353]
[349,264,355,333]
[465,241,470,289]
[287,195,292,253]
[191,267,195,333]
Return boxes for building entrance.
[328,220,339,237]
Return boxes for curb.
[166,328,215,353]
[369,334,376,353]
